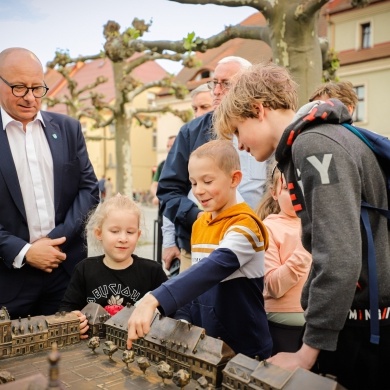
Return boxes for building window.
[194,70,211,81]
[361,22,371,49]
[353,85,365,123]
[152,129,157,150]
[147,92,156,108]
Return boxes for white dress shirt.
[1,108,55,267]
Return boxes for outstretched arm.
[267,343,319,370]
[127,293,159,348]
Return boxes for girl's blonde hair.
[213,62,298,140]
[85,194,142,254]
[256,161,282,220]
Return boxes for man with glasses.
[0,47,99,319]
[157,56,267,273]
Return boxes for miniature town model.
[0,306,79,359]
[0,303,345,389]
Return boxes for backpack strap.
[361,207,380,344]
[362,201,390,219]
[342,122,390,344]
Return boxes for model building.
[0,306,79,359]
[0,303,345,389]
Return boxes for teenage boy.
[212,62,390,390]
[127,140,272,360]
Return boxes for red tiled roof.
[45,55,168,113]
[325,0,385,14]
[339,41,390,65]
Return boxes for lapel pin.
[52,134,57,139]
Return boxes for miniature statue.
[172,369,191,389]
[87,336,100,353]
[136,356,151,375]
[47,342,64,389]
[103,340,118,360]
[122,349,135,370]
[156,360,173,386]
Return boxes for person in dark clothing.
[0,47,99,319]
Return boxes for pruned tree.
[46,0,371,194]
[46,19,193,195]
[167,0,370,104]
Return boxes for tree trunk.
[266,0,323,105]
[112,62,133,196]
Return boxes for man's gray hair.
[190,83,211,98]
[217,56,251,70]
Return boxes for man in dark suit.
[0,47,99,319]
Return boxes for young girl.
[59,194,167,338]
[257,164,312,355]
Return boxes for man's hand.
[25,237,67,273]
[162,246,181,269]
[267,343,319,371]
[127,294,159,349]
[72,310,89,339]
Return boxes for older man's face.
[211,61,242,109]
[0,51,44,129]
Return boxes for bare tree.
[46,0,371,194]
[167,0,371,104]
[46,19,193,195]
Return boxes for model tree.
[122,349,135,370]
[157,360,174,385]
[87,336,100,353]
[172,369,191,389]
[136,356,151,375]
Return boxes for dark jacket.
[0,111,99,303]
[157,112,214,252]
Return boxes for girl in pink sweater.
[257,164,312,355]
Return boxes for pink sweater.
[263,214,312,313]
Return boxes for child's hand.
[72,310,89,339]
[127,294,159,349]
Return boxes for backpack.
[342,123,390,344]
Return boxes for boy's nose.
[194,185,205,195]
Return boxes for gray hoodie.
[275,99,390,351]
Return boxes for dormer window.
[194,70,211,81]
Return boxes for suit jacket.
[0,111,99,302]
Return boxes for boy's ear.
[256,103,265,120]
[231,170,243,187]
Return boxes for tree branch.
[168,0,270,12]
[294,0,330,21]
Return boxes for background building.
[323,0,390,136]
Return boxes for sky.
[0,0,256,74]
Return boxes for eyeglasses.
[207,80,231,91]
[0,75,49,98]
